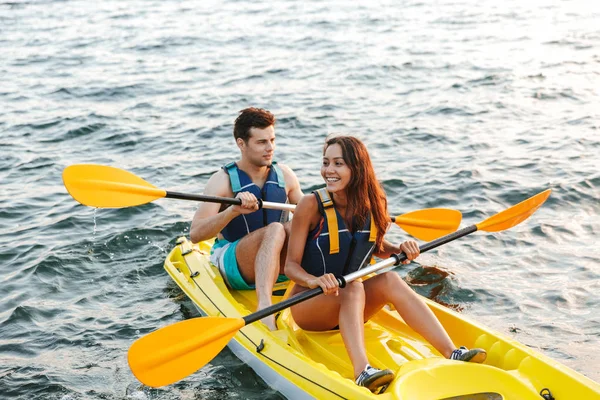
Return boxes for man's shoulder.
[274,162,297,177]
[205,168,233,194]
[209,167,229,181]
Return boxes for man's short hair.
[233,107,276,142]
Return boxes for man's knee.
[265,222,286,242]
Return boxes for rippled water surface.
[1,0,599,398]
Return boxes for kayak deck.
[164,237,600,399]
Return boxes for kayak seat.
[393,358,541,400]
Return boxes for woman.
[284,136,486,393]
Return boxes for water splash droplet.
[93,207,98,236]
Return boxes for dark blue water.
[1,0,599,398]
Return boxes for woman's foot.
[450,346,487,363]
[355,364,394,392]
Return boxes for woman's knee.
[379,271,404,290]
[341,280,365,301]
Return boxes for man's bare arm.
[190,170,240,243]
[280,164,304,205]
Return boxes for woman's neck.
[331,191,348,208]
[332,191,353,229]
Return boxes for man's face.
[239,125,276,167]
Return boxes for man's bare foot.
[257,301,277,331]
[260,315,277,331]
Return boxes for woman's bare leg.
[363,272,455,358]
[338,281,369,378]
[290,281,369,378]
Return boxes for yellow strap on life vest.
[369,214,377,264]
[369,213,377,242]
[316,189,339,254]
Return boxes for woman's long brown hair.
[324,136,388,251]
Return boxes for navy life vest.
[220,161,288,242]
[300,188,377,277]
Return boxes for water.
[1,0,599,398]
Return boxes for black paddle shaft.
[166,191,268,208]
[419,224,477,253]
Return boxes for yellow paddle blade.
[62,164,167,208]
[476,189,551,232]
[128,317,245,387]
[394,208,462,241]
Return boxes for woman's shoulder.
[296,192,320,214]
[299,192,318,205]
[295,193,322,229]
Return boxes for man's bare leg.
[235,222,286,330]
[254,223,286,330]
[278,221,292,274]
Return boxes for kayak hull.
[164,237,600,400]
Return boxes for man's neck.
[236,159,269,181]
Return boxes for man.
[190,107,303,331]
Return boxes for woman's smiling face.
[321,143,352,194]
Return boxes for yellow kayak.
[164,237,600,400]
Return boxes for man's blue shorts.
[210,238,288,290]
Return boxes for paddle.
[128,188,551,388]
[62,164,461,241]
